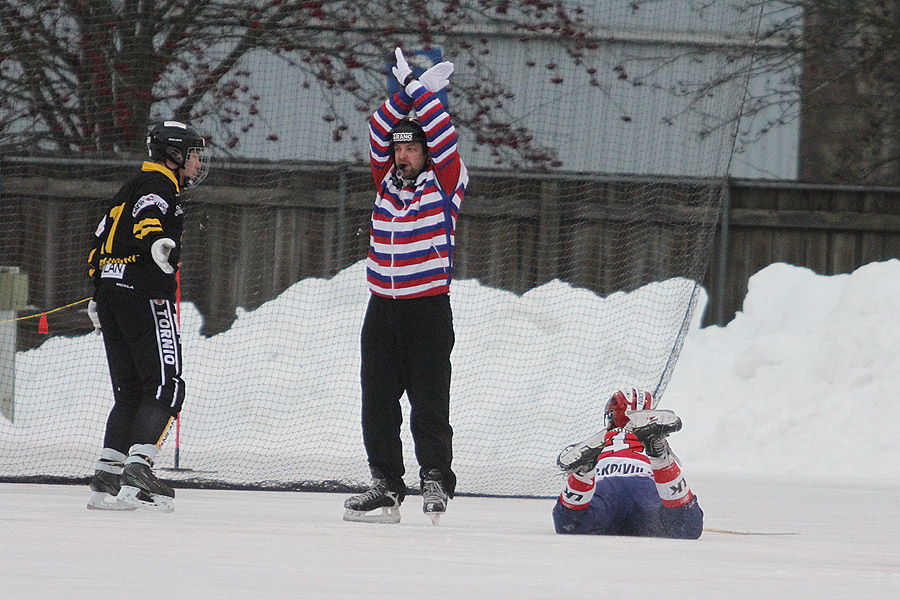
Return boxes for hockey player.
[553,387,704,538]
[85,121,209,512]
[344,48,467,525]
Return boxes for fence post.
[536,180,561,287]
[714,177,732,326]
[336,167,348,275]
[1,266,29,423]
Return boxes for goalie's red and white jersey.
[593,430,652,479]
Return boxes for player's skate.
[421,470,448,526]
[627,409,682,459]
[116,462,175,513]
[556,430,608,475]
[86,469,137,511]
[343,478,401,524]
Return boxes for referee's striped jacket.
[367,80,468,299]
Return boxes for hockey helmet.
[146,120,209,188]
[391,117,427,147]
[604,387,655,430]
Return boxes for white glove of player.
[418,61,454,93]
[150,237,176,274]
[391,47,413,86]
[87,299,101,335]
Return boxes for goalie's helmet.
[604,387,655,430]
[146,120,209,188]
[391,117,427,146]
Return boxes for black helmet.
[146,120,209,188]
[391,117,426,146]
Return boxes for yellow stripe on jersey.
[133,218,164,239]
[155,416,175,448]
[103,203,126,254]
[141,161,180,192]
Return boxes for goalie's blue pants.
[552,475,703,538]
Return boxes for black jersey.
[88,161,184,300]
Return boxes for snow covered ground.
[2,259,900,597]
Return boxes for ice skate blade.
[427,512,442,526]
[86,491,138,511]
[343,507,400,524]
[116,485,174,513]
[557,430,608,470]
[626,409,682,432]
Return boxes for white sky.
[2,259,899,597]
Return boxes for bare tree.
[0,0,612,169]
[629,0,900,183]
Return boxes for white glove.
[418,61,454,93]
[87,299,101,335]
[391,47,412,86]
[150,237,176,274]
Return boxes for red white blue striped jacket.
[367,80,468,298]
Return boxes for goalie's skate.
[627,409,682,459]
[422,471,448,526]
[556,430,608,474]
[343,479,401,524]
[86,469,137,511]
[116,463,175,513]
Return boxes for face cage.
[183,146,210,189]
[604,389,654,430]
[603,399,619,430]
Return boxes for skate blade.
[426,512,443,526]
[86,491,138,511]
[343,507,400,524]
[625,409,682,432]
[557,430,608,470]
[116,485,175,513]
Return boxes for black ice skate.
[116,462,175,513]
[421,470,448,526]
[627,409,683,459]
[556,430,608,475]
[343,479,401,524]
[86,469,137,511]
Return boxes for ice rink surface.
[2,474,898,599]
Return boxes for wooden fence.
[2,157,900,348]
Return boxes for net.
[0,1,766,496]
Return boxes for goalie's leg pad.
[559,471,596,510]
[651,454,694,508]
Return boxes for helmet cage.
[146,120,209,188]
[604,387,655,430]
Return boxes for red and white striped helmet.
[604,387,655,429]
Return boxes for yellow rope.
[0,297,92,325]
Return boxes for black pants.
[95,288,184,456]
[360,293,456,499]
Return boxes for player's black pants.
[95,288,184,457]
[360,293,456,500]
